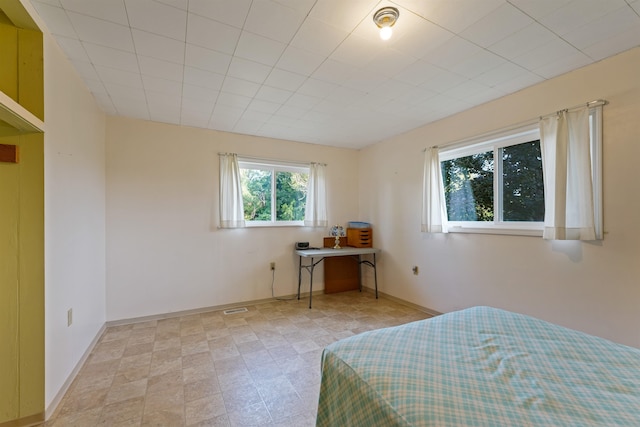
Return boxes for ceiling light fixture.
[373,7,399,41]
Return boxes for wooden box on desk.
[323,237,359,294]
[346,228,372,248]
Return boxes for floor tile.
[45,291,431,426]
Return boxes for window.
[439,126,543,233]
[238,159,309,226]
[435,106,602,236]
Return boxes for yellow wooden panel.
[17,133,44,418]
[0,136,20,423]
[0,23,18,102]
[18,28,44,121]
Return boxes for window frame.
[238,158,309,228]
[437,106,603,237]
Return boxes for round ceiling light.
[373,7,399,41]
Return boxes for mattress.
[316,306,640,426]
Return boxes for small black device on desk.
[295,242,320,250]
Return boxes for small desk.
[295,247,381,308]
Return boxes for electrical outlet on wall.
[67,308,73,326]
[270,262,276,270]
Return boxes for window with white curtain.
[423,104,603,238]
[238,158,310,227]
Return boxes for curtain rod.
[539,99,607,120]
[425,99,607,151]
[218,152,327,167]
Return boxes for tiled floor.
[44,291,432,426]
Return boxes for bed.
[316,306,640,426]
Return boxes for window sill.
[447,226,542,237]
[245,222,305,228]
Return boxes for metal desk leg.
[297,256,302,300]
[357,255,362,292]
[373,253,378,299]
[308,257,314,309]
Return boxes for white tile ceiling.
[30,0,640,149]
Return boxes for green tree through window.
[440,137,544,224]
[239,160,308,224]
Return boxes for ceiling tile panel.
[181,83,218,103]
[409,0,503,33]
[423,36,483,71]
[460,3,533,48]
[312,59,359,85]
[342,69,389,94]
[365,49,418,78]
[539,0,627,36]
[187,0,251,28]
[125,0,187,41]
[68,11,134,51]
[221,76,261,98]
[308,0,379,33]
[330,34,380,67]
[31,2,77,38]
[186,13,241,55]
[394,59,445,86]
[184,44,232,74]
[290,17,349,57]
[56,36,90,62]
[297,78,338,99]
[142,75,182,96]
[562,6,640,51]
[488,23,556,60]
[276,46,325,76]
[492,71,543,95]
[533,51,592,79]
[511,38,581,72]
[247,99,281,114]
[83,43,139,73]
[450,49,505,80]
[506,0,571,20]
[244,0,307,43]
[264,69,307,92]
[227,57,272,84]
[582,25,640,61]
[138,56,184,82]
[183,67,225,91]
[132,29,185,64]
[71,60,100,81]
[95,66,143,88]
[254,86,293,104]
[235,32,287,67]
[216,92,252,109]
[389,14,454,59]
[60,0,128,25]
[473,62,529,88]
[156,0,188,11]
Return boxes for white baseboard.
[105,290,325,327]
[362,286,442,317]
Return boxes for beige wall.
[105,117,360,321]
[43,32,107,408]
[359,47,640,347]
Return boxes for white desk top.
[295,247,380,258]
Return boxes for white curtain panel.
[421,147,448,233]
[540,106,596,240]
[304,162,328,227]
[219,153,245,228]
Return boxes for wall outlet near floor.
[270,262,276,270]
[412,266,419,275]
[67,308,73,326]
